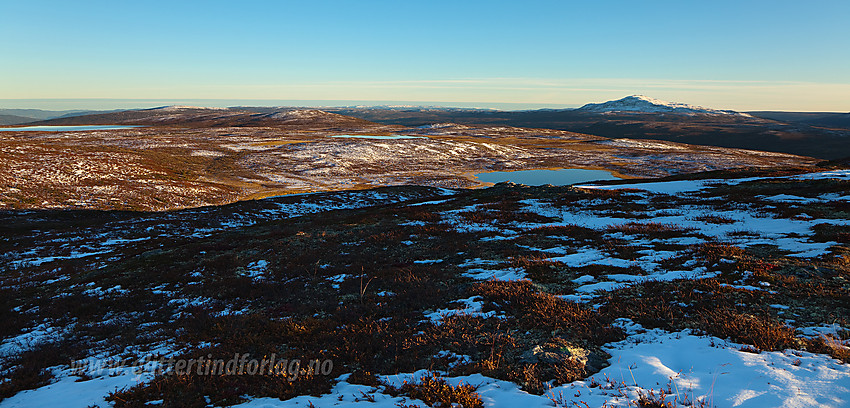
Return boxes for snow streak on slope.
[440,170,850,298]
[576,169,850,194]
[4,187,455,269]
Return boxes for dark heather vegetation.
[0,165,848,406]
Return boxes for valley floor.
[0,124,814,211]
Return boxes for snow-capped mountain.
[576,95,751,117]
[147,105,230,111]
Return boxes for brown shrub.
[388,374,483,408]
[806,336,850,364]
[697,309,798,351]
[473,280,622,345]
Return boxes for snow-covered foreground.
[8,325,842,408]
[3,168,848,407]
[234,325,850,408]
[566,324,850,408]
[1,366,154,408]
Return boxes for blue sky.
[1,0,848,111]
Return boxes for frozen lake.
[0,125,142,132]
[475,168,621,186]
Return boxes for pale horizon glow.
[2,1,848,112]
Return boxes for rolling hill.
[0,114,37,126]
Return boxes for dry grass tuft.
[386,374,483,408]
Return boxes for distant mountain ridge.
[576,95,752,117]
[0,108,107,121]
[748,111,850,130]
[323,99,850,159]
[7,97,850,159]
[29,106,383,129]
